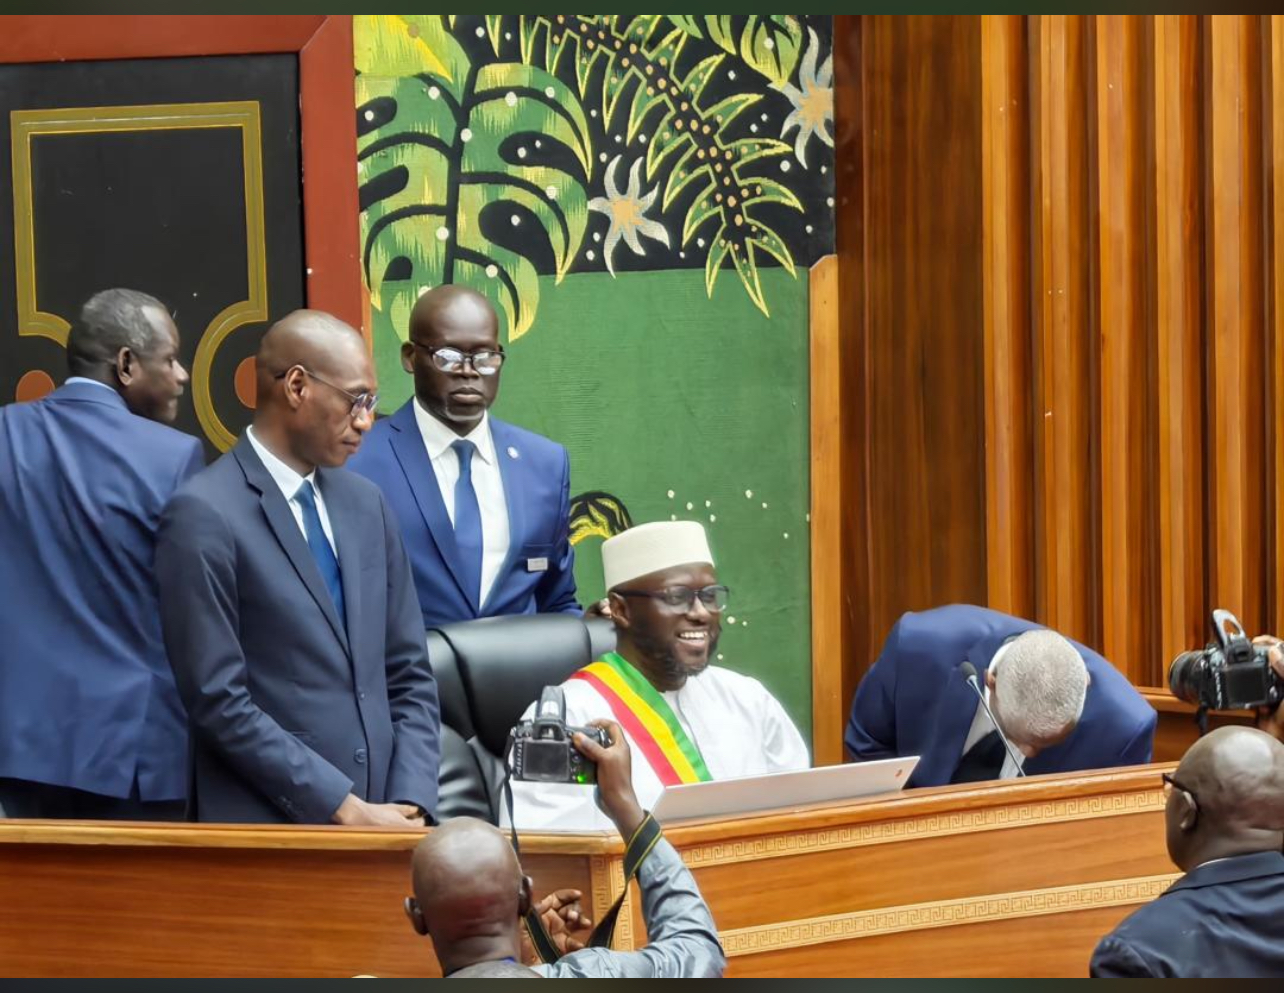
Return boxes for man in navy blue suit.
[845,604,1156,787]
[0,288,203,819]
[157,311,440,825]
[348,286,584,631]
[1091,726,1284,977]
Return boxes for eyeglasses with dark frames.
[1162,771,1198,806]
[613,585,731,613]
[274,366,378,417]
[411,342,506,376]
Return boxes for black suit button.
[359,691,366,701]
[354,748,367,765]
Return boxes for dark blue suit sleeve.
[534,446,581,615]
[844,623,900,762]
[176,437,206,486]
[1090,935,1157,978]
[157,491,354,823]
[379,494,442,816]
[1117,710,1157,766]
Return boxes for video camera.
[1169,608,1284,714]
[508,685,612,785]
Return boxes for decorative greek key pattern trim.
[720,874,1180,957]
[681,790,1164,869]
[588,854,636,951]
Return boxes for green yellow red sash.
[570,652,713,787]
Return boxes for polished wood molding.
[663,764,1169,851]
[719,872,1178,958]
[299,16,364,337]
[809,254,844,765]
[0,15,326,61]
[0,764,1179,977]
[0,819,622,855]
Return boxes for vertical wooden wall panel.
[833,14,1284,728]
[1272,15,1284,635]
[829,15,987,715]
[809,256,845,765]
[1206,15,1267,636]
[1036,15,1100,649]
[828,14,868,754]
[1096,16,1159,685]
[1153,15,1207,679]
[981,15,1035,620]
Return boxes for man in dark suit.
[0,288,203,819]
[157,310,440,825]
[348,286,583,630]
[845,604,1156,787]
[1090,726,1284,977]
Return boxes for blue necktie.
[295,480,346,627]
[451,439,483,607]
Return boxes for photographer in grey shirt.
[404,719,725,978]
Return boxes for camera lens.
[1168,651,1207,705]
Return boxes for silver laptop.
[651,755,920,825]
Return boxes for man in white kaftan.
[509,521,808,832]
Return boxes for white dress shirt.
[245,425,337,554]
[508,664,810,832]
[64,376,117,392]
[412,399,510,606]
[960,641,1025,780]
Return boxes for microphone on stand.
[959,661,1027,777]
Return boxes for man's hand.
[1251,636,1284,743]
[331,794,425,827]
[520,889,594,963]
[572,720,646,839]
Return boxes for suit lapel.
[387,400,475,607]
[234,439,350,655]
[320,469,364,659]
[482,418,524,615]
[927,655,987,784]
[922,631,1013,784]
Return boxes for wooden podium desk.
[0,764,1175,978]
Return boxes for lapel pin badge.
[507,446,520,460]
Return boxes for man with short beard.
[510,520,807,831]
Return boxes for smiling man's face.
[612,563,723,691]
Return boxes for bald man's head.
[252,309,376,473]
[405,818,530,975]
[1166,726,1284,870]
[402,286,503,436]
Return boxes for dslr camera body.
[1169,608,1284,713]
[509,685,612,785]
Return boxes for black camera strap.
[501,766,662,964]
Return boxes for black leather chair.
[430,613,616,823]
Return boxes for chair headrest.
[432,614,602,758]
[426,629,474,739]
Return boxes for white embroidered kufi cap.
[601,521,715,591]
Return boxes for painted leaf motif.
[703,15,736,54]
[742,176,805,213]
[360,48,590,344]
[747,221,797,277]
[741,16,804,86]
[730,241,769,315]
[354,16,463,94]
[666,16,704,39]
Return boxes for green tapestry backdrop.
[354,15,834,737]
